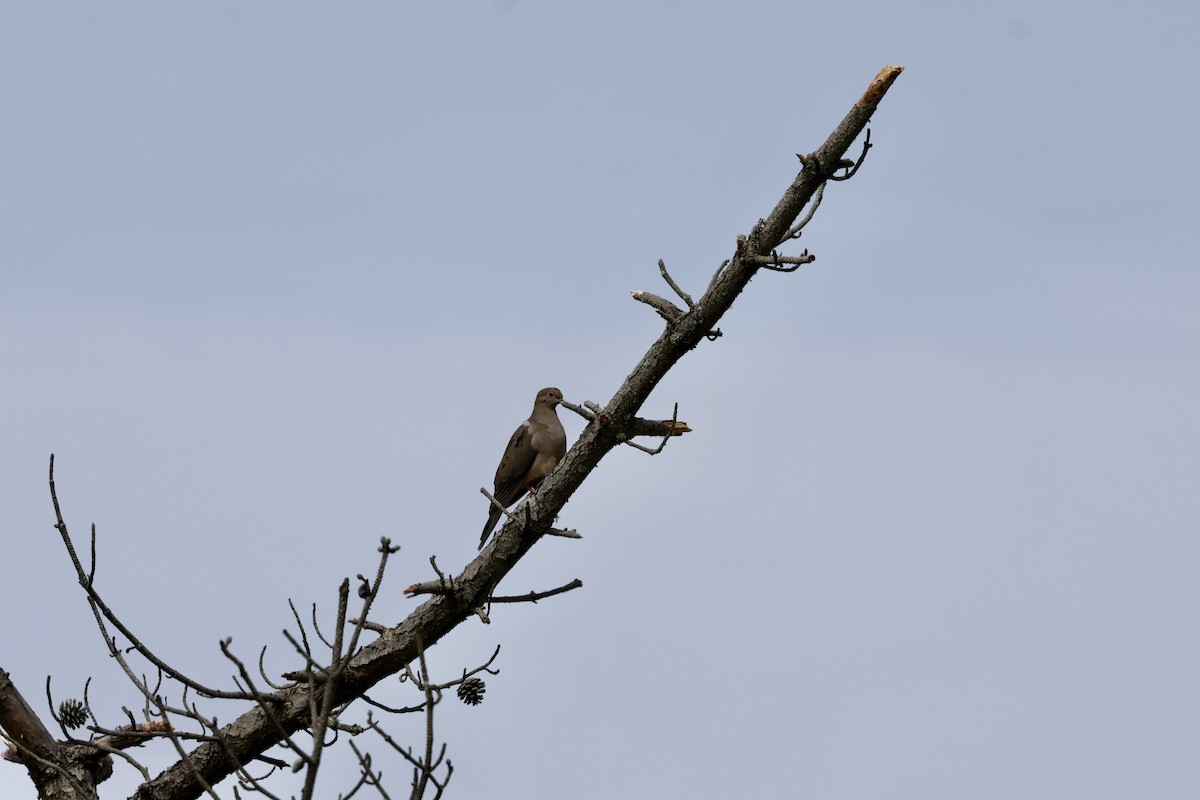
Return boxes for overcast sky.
[3,2,1198,798]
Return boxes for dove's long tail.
[479,507,504,550]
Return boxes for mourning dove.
[479,387,567,549]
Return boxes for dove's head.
[536,388,563,407]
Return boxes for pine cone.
[59,699,87,729]
[457,677,486,706]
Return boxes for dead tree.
[0,66,904,800]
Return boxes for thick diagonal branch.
[131,65,902,800]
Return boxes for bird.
[480,387,567,549]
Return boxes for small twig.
[544,526,582,540]
[280,606,324,681]
[340,741,382,800]
[286,600,315,663]
[478,487,515,526]
[558,398,595,422]
[349,740,393,800]
[48,456,252,701]
[300,578,352,800]
[828,127,872,181]
[658,259,694,308]
[404,581,455,598]
[489,579,583,604]
[629,290,684,324]
[708,258,732,293]
[235,756,286,799]
[621,404,684,456]
[88,522,97,585]
[258,646,287,691]
[363,711,451,798]
[415,636,435,800]
[280,631,323,681]
[341,536,397,662]
[328,720,368,736]
[749,250,816,273]
[405,555,459,598]
[451,645,502,685]
[309,602,337,652]
[89,719,172,750]
[780,182,826,242]
[625,415,693,439]
[622,440,660,454]
[351,619,388,634]
[359,694,426,716]
[428,555,446,584]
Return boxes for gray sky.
[3,2,1198,798]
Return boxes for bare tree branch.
[143,66,902,800]
[8,65,902,800]
[658,259,695,308]
[488,580,583,604]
